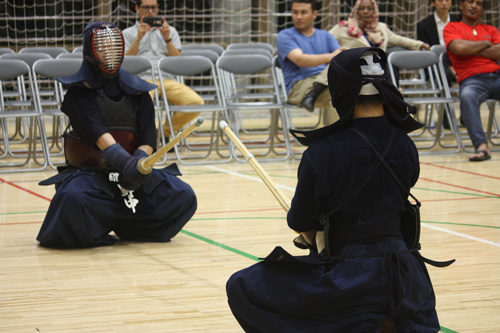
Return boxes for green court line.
[0,211,47,215]
[180,229,261,262]
[414,187,500,198]
[179,228,458,333]
[423,220,500,229]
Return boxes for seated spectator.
[443,0,500,161]
[330,0,430,52]
[417,0,461,129]
[417,0,460,84]
[277,0,344,125]
[122,0,203,140]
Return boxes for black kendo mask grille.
[91,26,124,76]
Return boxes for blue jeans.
[459,72,500,149]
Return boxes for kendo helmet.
[82,22,124,77]
[290,47,424,146]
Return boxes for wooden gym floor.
[1,110,499,332]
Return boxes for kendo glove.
[101,143,151,191]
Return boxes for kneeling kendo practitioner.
[37,22,197,248]
[226,48,454,333]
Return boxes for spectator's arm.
[385,24,424,50]
[476,43,500,61]
[447,39,493,56]
[287,47,344,68]
[125,18,151,56]
[125,38,141,56]
[165,39,180,56]
[159,19,181,56]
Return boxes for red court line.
[1,221,42,226]
[419,177,500,198]
[420,161,500,181]
[0,196,491,227]
[0,178,52,202]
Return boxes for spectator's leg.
[459,74,491,160]
[162,79,203,137]
[287,78,314,106]
[287,66,329,112]
[147,79,203,138]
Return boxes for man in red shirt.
[443,0,500,161]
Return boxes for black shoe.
[459,117,466,127]
[299,83,327,113]
[443,115,451,130]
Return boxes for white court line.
[422,223,500,247]
[206,165,296,192]
[207,166,499,248]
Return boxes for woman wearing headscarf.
[329,0,430,51]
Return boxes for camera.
[144,17,162,27]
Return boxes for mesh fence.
[0,0,498,51]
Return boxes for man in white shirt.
[122,0,203,140]
[416,0,459,128]
[417,0,459,81]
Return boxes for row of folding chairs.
[385,46,499,154]
[0,44,291,173]
[0,55,85,173]
[0,46,69,58]
[156,43,292,164]
[165,43,499,160]
[0,47,76,172]
[3,43,497,172]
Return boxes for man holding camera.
[122,0,203,141]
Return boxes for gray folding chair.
[388,50,459,152]
[182,43,225,56]
[182,49,219,64]
[1,52,52,68]
[0,59,50,172]
[72,46,84,53]
[222,49,273,59]
[32,58,82,169]
[272,55,324,159]
[0,48,15,56]
[158,55,231,164]
[430,44,446,57]
[0,53,53,147]
[180,49,220,102]
[386,46,427,88]
[216,53,291,162]
[19,46,69,58]
[226,42,275,56]
[57,53,83,59]
[121,55,159,106]
[220,49,276,136]
[439,52,500,152]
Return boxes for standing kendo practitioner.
[226,47,454,333]
[36,22,197,248]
